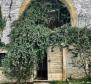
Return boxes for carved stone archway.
[19,0,78,27]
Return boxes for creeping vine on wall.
[2,0,91,83]
[0,6,6,47]
[0,6,5,30]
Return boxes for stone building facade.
[0,0,91,44]
[0,0,91,83]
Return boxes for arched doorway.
[19,0,78,81]
[19,0,78,27]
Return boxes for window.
[24,0,70,29]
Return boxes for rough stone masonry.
[0,0,91,82]
[0,0,91,44]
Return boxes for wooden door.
[47,46,63,80]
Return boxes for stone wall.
[0,0,23,44]
[73,0,91,27]
[0,0,91,44]
[66,52,86,79]
[0,0,91,82]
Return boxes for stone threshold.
[33,80,50,84]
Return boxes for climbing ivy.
[2,17,51,83]
[24,0,70,28]
[0,6,5,30]
[3,20,91,83]
[0,7,6,48]
[2,0,91,83]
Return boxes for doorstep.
[33,80,50,84]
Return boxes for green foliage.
[3,21,91,82]
[50,27,91,78]
[24,0,70,28]
[50,79,91,84]
[2,17,51,83]
[0,7,5,30]
[50,80,65,84]
[2,0,91,83]
[69,79,91,84]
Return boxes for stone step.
[33,80,50,84]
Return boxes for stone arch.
[19,0,78,27]
[60,0,78,27]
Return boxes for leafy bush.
[2,0,91,83]
[2,19,91,83]
[2,24,51,84]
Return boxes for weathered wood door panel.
[47,46,63,80]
